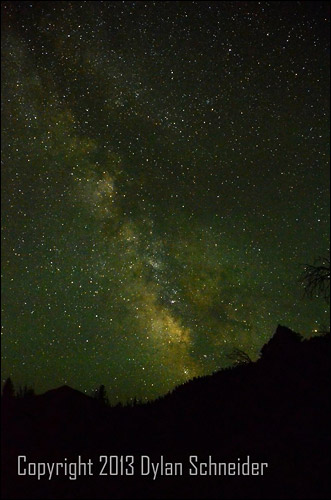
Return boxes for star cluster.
[1,1,329,402]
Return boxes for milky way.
[1,1,329,402]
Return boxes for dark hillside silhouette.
[2,326,330,499]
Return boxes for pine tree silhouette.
[2,377,15,402]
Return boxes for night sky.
[1,1,330,403]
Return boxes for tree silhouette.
[2,377,15,401]
[16,385,35,399]
[300,257,330,302]
[94,384,109,406]
[227,348,252,365]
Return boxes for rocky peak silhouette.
[260,324,302,361]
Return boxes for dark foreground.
[2,326,330,499]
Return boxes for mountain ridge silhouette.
[2,325,330,499]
